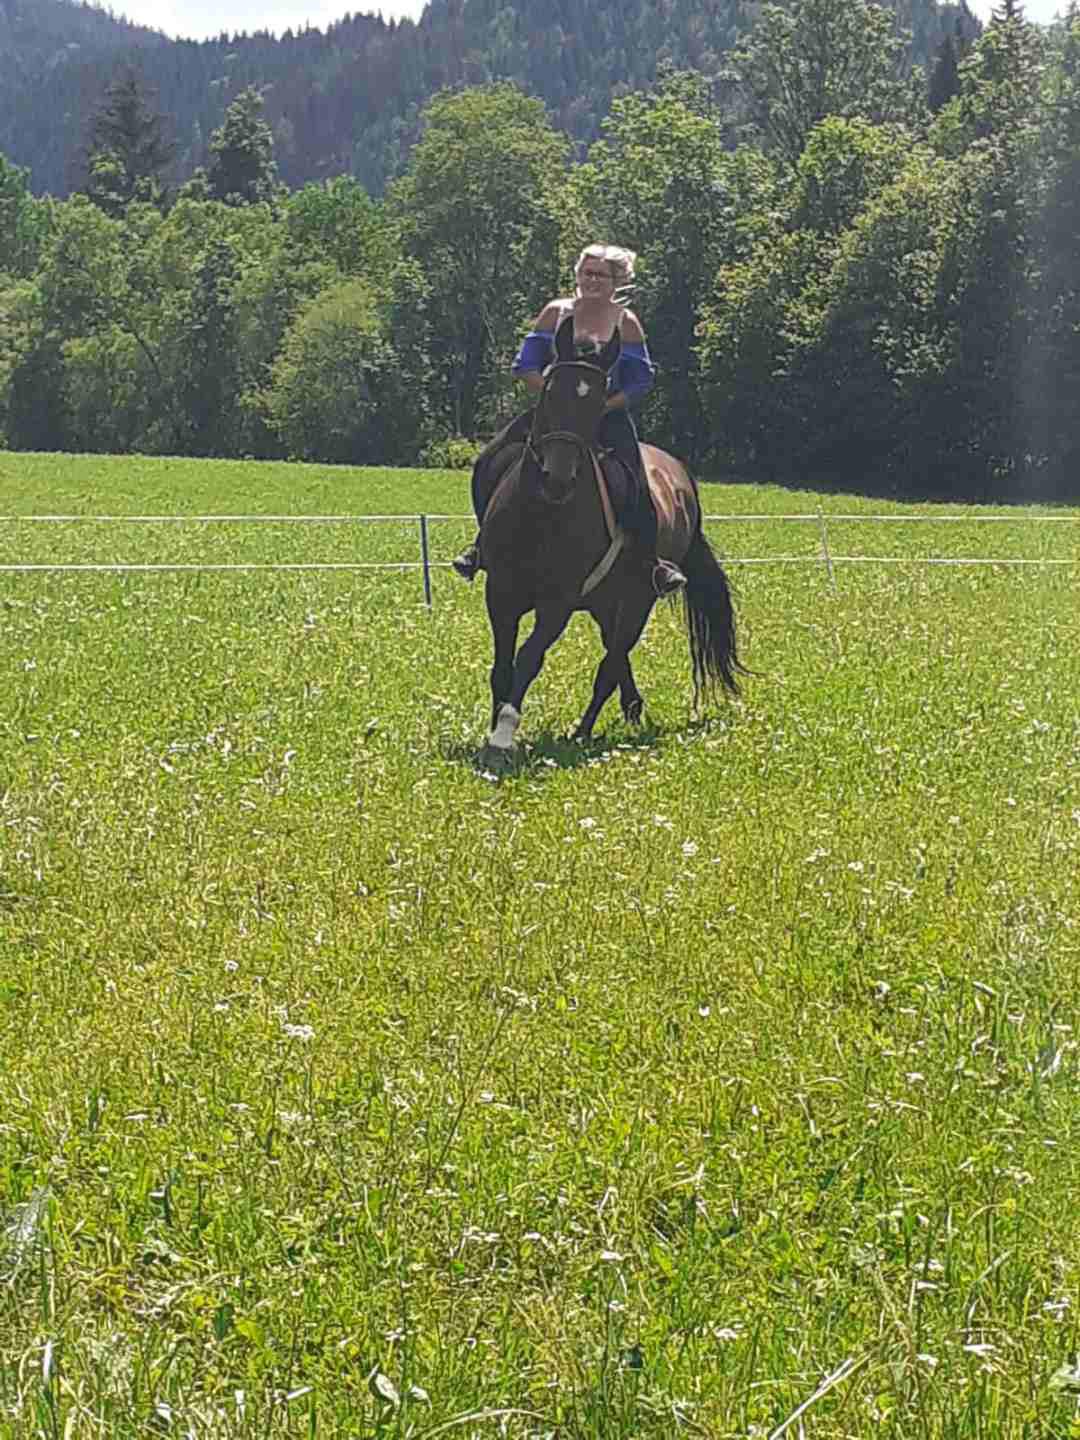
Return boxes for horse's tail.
[681,522,742,700]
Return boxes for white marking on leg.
[488,703,521,751]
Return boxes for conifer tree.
[928,26,961,112]
[206,87,279,207]
[1028,7,1080,491]
[942,0,1042,487]
[84,69,173,216]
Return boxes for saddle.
[591,447,689,561]
[582,450,629,594]
[596,448,640,526]
[486,439,525,495]
[482,438,624,538]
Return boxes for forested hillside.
[2,0,976,196]
[4,0,1077,500]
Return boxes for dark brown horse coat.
[477,317,740,759]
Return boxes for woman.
[452,244,686,596]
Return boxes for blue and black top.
[511,313,656,408]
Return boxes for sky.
[967,0,1070,21]
[112,1,427,42]
[111,0,1069,43]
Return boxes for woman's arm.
[511,300,563,391]
[619,310,646,346]
[606,309,655,410]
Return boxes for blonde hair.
[574,244,636,299]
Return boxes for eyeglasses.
[580,268,614,280]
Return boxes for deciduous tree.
[263,278,395,462]
[387,83,572,438]
[571,67,775,460]
[0,152,51,278]
[284,175,392,276]
[725,0,923,168]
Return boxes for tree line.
[2,0,969,198]
[1,0,1077,500]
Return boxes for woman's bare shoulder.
[619,309,646,343]
[532,298,571,330]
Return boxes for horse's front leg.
[486,587,521,732]
[483,602,573,761]
[506,603,574,715]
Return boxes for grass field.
[1,453,1079,1439]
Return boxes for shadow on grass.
[441,721,665,780]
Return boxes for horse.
[477,314,741,767]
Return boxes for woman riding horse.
[452,244,687,597]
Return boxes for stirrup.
[452,545,480,582]
[652,559,686,597]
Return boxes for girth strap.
[581,450,625,597]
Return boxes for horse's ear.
[554,313,575,362]
[598,325,621,373]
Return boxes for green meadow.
[1,453,1078,1438]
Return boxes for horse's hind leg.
[574,650,621,741]
[574,591,653,740]
[620,653,645,726]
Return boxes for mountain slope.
[0,0,978,197]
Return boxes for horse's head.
[528,314,621,505]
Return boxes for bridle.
[525,359,610,499]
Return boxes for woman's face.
[577,258,617,301]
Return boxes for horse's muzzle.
[537,464,577,506]
[534,435,585,506]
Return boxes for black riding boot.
[628,458,687,597]
[632,496,687,596]
[452,541,481,581]
[652,556,688,597]
[451,466,485,580]
[597,411,686,597]
[452,410,533,582]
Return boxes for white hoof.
[487,703,521,752]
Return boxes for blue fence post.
[419,514,432,607]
